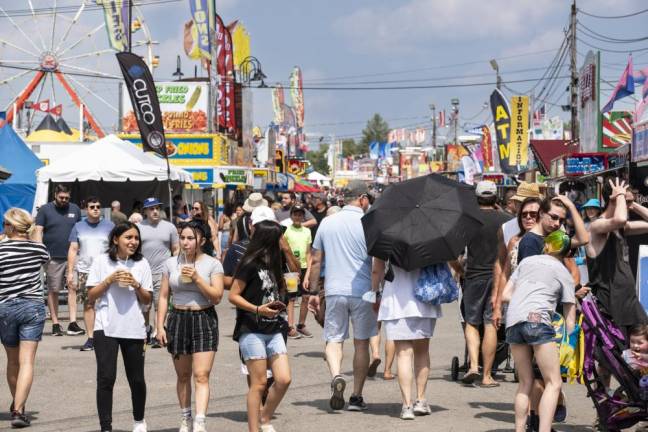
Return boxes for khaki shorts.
[45,259,67,293]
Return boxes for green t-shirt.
[284,225,312,269]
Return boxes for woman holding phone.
[156,221,224,432]
[87,222,153,432]
[229,207,291,432]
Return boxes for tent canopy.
[34,134,192,211]
[307,171,330,182]
[0,126,43,220]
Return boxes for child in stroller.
[581,296,648,432]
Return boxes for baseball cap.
[250,206,277,226]
[475,181,497,197]
[290,204,306,215]
[142,197,162,209]
[582,198,601,209]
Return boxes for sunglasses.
[546,212,566,224]
[88,205,101,210]
[521,211,538,219]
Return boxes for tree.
[306,144,330,174]
[360,113,390,155]
[342,139,359,158]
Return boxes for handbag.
[414,263,459,305]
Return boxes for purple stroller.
[581,296,648,431]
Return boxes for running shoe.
[287,327,302,339]
[347,395,368,411]
[192,419,206,432]
[80,338,94,352]
[413,400,431,416]
[400,405,415,420]
[66,322,86,336]
[179,416,192,432]
[52,324,63,337]
[329,375,346,410]
[11,410,30,428]
[296,324,313,338]
[132,420,147,432]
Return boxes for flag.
[96,0,129,52]
[439,110,446,127]
[490,89,515,174]
[533,104,546,122]
[481,125,493,170]
[634,67,648,121]
[49,104,62,116]
[602,56,635,113]
[290,67,305,129]
[116,52,167,158]
[215,13,236,131]
[188,0,212,60]
[272,85,285,124]
[509,95,530,167]
[32,99,50,112]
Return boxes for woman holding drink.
[156,221,224,432]
[229,207,292,432]
[87,222,153,432]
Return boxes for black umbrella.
[362,174,483,271]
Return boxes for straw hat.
[243,192,268,213]
[511,182,542,202]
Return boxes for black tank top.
[587,231,647,326]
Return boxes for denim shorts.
[0,298,47,347]
[238,332,287,361]
[506,321,555,345]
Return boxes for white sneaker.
[179,416,193,432]
[413,399,431,416]
[133,420,147,432]
[400,405,415,420]
[260,424,277,432]
[193,420,206,432]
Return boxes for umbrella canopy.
[362,174,483,271]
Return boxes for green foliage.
[361,113,390,152]
[305,144,330,175]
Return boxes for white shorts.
[324,295,378,342]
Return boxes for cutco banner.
[117,52,166,157]
[508,95,529,167]
[96,0,129,52]
[490,89,514,174]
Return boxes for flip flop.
[367,358,382,378]
[461,371,480,385]
[479,382,501,388]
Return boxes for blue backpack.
[414,263,459,305]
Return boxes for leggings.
[94,330,146,431]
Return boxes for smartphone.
[268,300,286,311]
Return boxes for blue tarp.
[0,126,43,222]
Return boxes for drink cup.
[180,265,193,283]
[284,272,299,293]
[117,271,130,288]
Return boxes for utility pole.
[569,0,578,143]
[430,104,437,149]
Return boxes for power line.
[577,21,648,44]
[577,37,648,54]
[577,7,648,19]
[0,0,183,18]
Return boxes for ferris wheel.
[0,0,158,138]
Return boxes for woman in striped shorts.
[156,221,224,432]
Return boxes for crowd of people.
[1,177,648,432]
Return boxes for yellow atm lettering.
[499,143,510,158]
[192,171,208,182]
[495,106,509,121]
[496,123,510,140]
[177,141,210,156]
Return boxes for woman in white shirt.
[372,259,442,421]
[87,222,153,432]
[156,222,224,432]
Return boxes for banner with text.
[508,95,529,167]
[97,0,129,52]
[489,89,514,174]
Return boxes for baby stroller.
[581,295,648,431]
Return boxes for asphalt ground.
[0,296,600,432]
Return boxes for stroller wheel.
[451,356,460,381]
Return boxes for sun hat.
[142,197,162,209]
[250,206,277,226]
[243,192,268,213]
[511,182,542,202]
[544,230,571,255]
[582,198,601,209]
[475,180,497,197]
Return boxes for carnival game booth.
[33,134,193,214]
[0,126,44,219]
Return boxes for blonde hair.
[270,202,282,212]
[4,208,35,235]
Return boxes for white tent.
[307,171,331,187]
[34,134,192,210]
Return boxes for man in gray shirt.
[275,192,317,229]
[138,197,179,347]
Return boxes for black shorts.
[462,277,494,326]
[288,269,310,299]
[165,307,219,357]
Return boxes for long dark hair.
[236,220,286,294]
[107,222,143,261]
[178,221,210,256]
[517,197,542,233]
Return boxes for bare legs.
[247,355,291,432]
[464,322,497,385]
[395,339,430,406]
[172,351,216,418]
[325,339,370,397]
[47,291,59,326]
[4,341,39,413]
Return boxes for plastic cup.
[117,272,130,288]
[284,272,299,293]
[179,265,193,283]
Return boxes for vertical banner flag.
[290,66,305,128]
[439,110,446,128]
[116,52,167,157]
[96,0,129,52]
[489,89,514,174]
[32,100,50,112]
[223,23,236,131]
[188,0,212,60]
[481,125,493,170]
[214,13,235,131]
[272,84,285,124]
[508,95,529,167]
[602,55,634,114]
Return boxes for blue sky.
[0,0,647,143]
